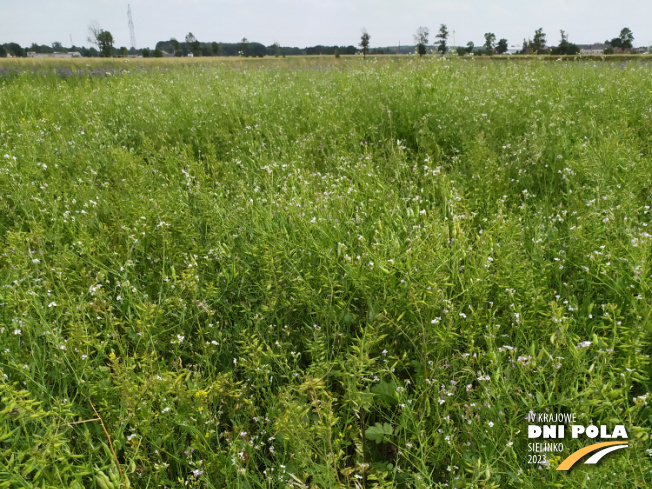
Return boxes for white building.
[27,52,82,58]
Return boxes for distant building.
[187,52,194,57]
[577,43,606,54]
[27,52,82,58]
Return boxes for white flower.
[177,334,185,343]
[632,393,648,404]
[48,302,57,307]
[488,421,494,428]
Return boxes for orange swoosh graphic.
[556,441,629,470]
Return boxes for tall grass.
[0,57,650,487]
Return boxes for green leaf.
[371,381,399,406]
[365,422,393,444]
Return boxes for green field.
[0,57,650,488]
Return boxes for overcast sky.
[2,0,651,49]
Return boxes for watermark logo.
[556,441,629,470]
[526,412,629,470]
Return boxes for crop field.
[0,56,651,488]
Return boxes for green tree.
[466,41,474,54]
[496,38,508,54]
[484,33,496,54]
[119,46,128,57]
[531,28,546,54]
[553,30,580,55]
[153,47,163,58]
[88,22,114,57]
[436,24,448,54]
[211,42,220,56]
[619,27,634,50]
[359,29,370,59]
[414,26,429,57]
[142,48,150,57]
[7,42,25,56]
[170,38,182,57]
[239,37,249,56]
[97,31,114,57]
[30,43,52,54]
[186,33,200,56]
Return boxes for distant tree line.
[346,25,641,58]
[0,25,644,58]
[153,38,357,57]
[0,40,357,59]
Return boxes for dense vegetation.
[0,56,650,488]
